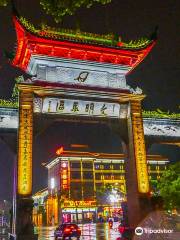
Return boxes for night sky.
[0,0,180,201]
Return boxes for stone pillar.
[16,90,38,240]
[125,100,150,228]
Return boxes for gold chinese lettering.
[18,92,33,195]
[131,101,149,193]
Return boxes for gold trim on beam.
[17,83,145,103]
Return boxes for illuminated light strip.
[148,160,169,165]
[94,159,124,163]
[71,144,89,148]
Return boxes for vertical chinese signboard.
[18,91,33,195]
[61,161,70,190]
[131,101,149,193]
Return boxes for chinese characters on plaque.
[18,106,32,195]
[34,97,123,118]
[132,105,149,193]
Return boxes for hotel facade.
[33,151,168,226]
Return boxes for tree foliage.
[40,0,112,22]
[149,179,159,196]
[0,0,112,22]
[0,0,8,6]
[143,109,180,120]
[157,162,180,210]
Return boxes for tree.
[40,0,111,22]
[157,162,180,210]
[149,179,159,196]
[0,0,112,22]
[0,0,8,6]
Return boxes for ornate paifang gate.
[12,13,156,238]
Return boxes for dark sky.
[0,0,180,201]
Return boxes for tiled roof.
[19,16,154,50]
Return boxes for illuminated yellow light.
[53,197,58,224]
[71,144,89,148]
[63,200,96,208]
[132,102,149,193]
[56,146,64,155]
[62,169,67,174]
[18,104,33,195]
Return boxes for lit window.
[100,165,104,170]
[95,164,100,169]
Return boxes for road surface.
[37,222,121,240]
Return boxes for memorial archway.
[11,13,156,239]
[17,84,149,230]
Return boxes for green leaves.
[0,0,112,23]
[40,0,112,23]
[0,0,8,7]
[157,162,180,210]
[0,99,18,108]
[142,109,180,119]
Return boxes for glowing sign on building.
[18,105,33,195]
[63,200,96,208]
[61,161,70,190]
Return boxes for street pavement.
[37,222,122,240]
[0,223,179,240]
